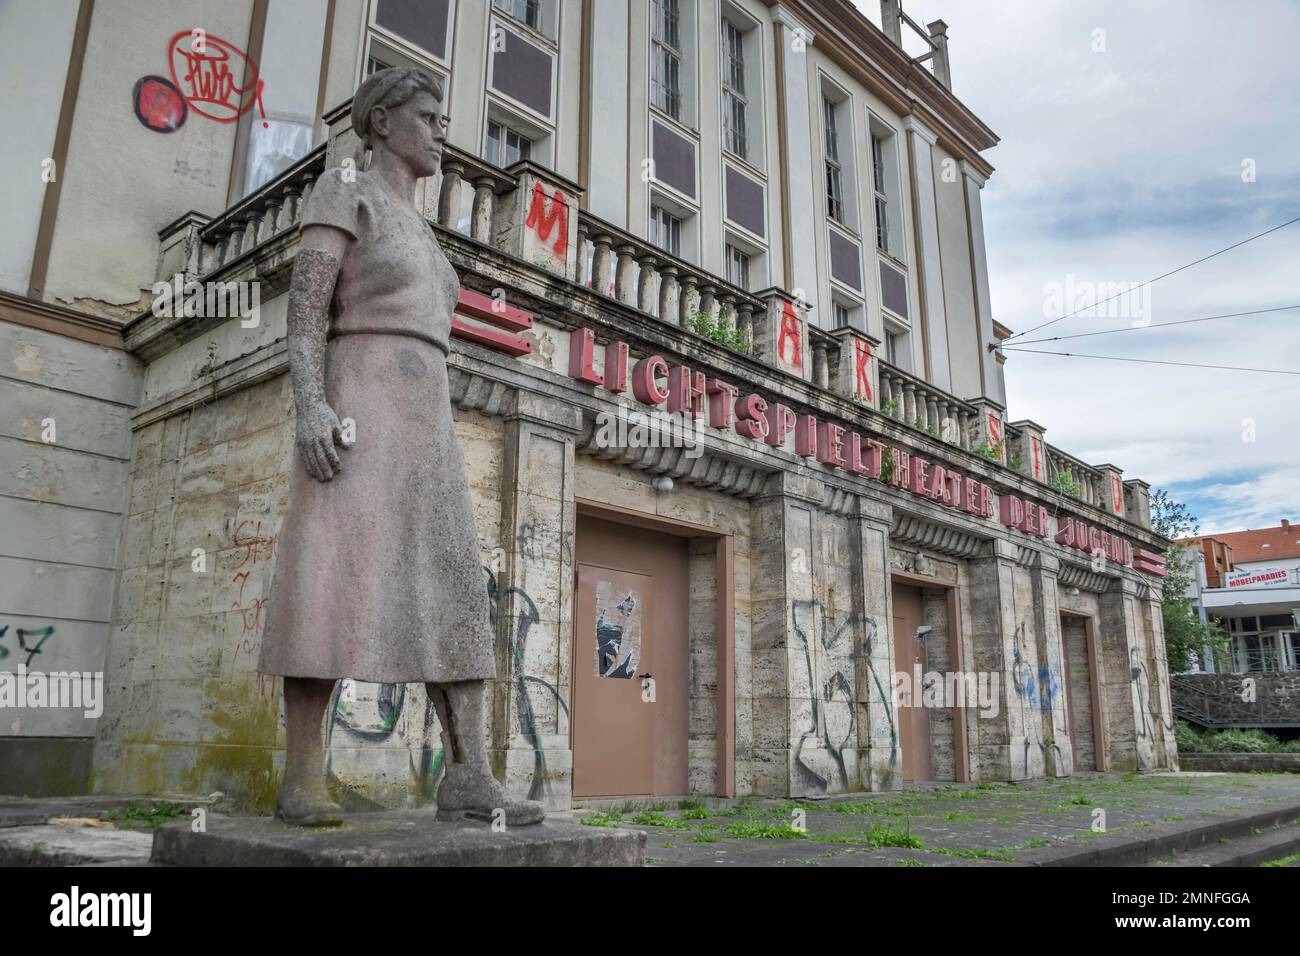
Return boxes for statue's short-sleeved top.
[301,167,461,354]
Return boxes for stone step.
[150,810,645,866]
[1015,801,1300,867]
[0,823,154,866]
[1140,823,1300,867]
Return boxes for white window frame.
[366,0,455,72]
[651,203,684,258]
[651,0,684,121]
[867,111,905,264]
[721,19,747,160]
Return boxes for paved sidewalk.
[574,772,1300,867]
[3,772,1300,866]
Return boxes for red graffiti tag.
[778,301,802,368]
[853,339,873,402]
[524,183,568,256]
[168,30,266,125]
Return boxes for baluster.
[679,274,700,327]
[903,383,917,425]
[471,176,495,242]
[926,396,939,434]
[262,198,283,241]
[812,338,829,389]
[614,244,638,306]
[438,161,465,229]
[241,214,258,255]
[591,233,614,296]
[658,265,680,325]
[719,293,737,338]
[283,182,304,227]
[637,252,659,314]
[736,303,754,352]
[698,283,718,322]
[576,223,590,285]
[299,173,316,212]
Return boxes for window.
[494,0,540,30]
[486,119,533,167]
[832,303,850,329]
[824,97,845,224]
[651,204,682,257]
[871,135,889,252]
[651,0,683,120]
[886,330,900,365]
[726,244,750,289]
[722,20,747,160]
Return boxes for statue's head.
[351,67,446,178]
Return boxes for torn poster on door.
[595,581,641,679]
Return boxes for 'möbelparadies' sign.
[1225,567,1291,589]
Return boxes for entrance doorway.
[1060,612,1101,771]
[572,515,689,798]
[891,582,932,782]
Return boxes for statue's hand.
[295,401,345,482]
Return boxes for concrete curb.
[1015,801,1300,866]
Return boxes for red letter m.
[525,183,568,256]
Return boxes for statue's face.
[375,88,446,178]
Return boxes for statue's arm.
[288,225,351,482]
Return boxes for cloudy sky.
[853,0,1300,535]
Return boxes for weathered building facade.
[1,0,1176,810]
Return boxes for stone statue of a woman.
[259,67,545,828]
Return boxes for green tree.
[1149,489,1230,673]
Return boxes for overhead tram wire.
[1004,214,1300,343]
[998,347,1300,376]
[1008,305,1300,346]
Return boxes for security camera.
[652,476,674,493]
[915,625,933,641]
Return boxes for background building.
[1182,521,1300,674]
[1,0,1174,807]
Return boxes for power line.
[1009,305,1300,346]
[1000,347,1300,376]
[1005,214,1300,342]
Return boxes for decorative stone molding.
[574,412,772,499]
[1059,562,1113,594]
[447,365,517,419]
[890,513,987,558]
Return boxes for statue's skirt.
[259,333,497,684]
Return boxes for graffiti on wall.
[524,183,568,256]
[134,30,267,133]
[0,624,56,667]
[791,600,857,793]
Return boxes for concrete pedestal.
[151,811,645,867]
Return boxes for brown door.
[891,582,932,782]
[1060,614,1098,771]
[572,516,689,799]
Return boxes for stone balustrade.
[150,114,1152,529]
[575,211,762,358]
[877,360,977,451]
[156,145,327,284]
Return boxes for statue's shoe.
[435,764,546,826]
[275,783,344,827]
